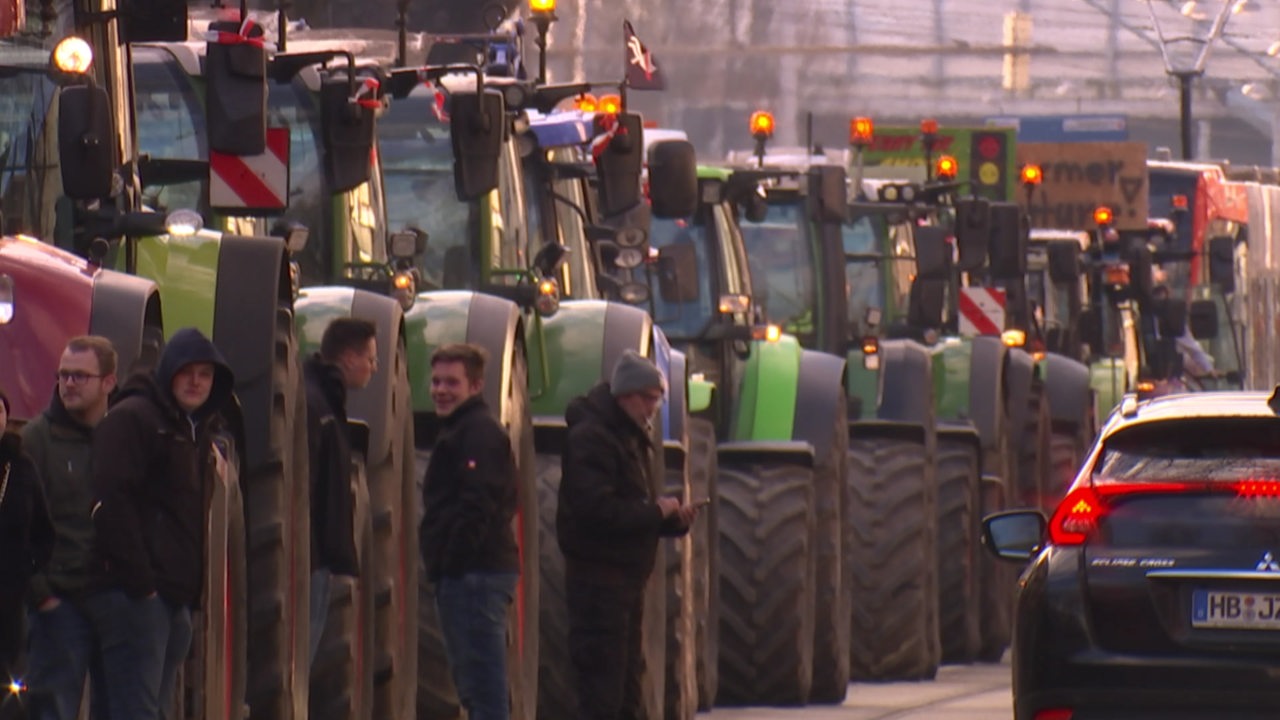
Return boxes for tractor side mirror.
[1188,299,1219,340]
[205,21,268,156]
[908,279,946,329]
[914,226,951,281]
[810,165,847,225]
[58,85,115,200]
[532,242,569,278]
[596,112,645,218]
[742,190,769,224]
[988,202,1027,279]
[647,140,698,219]
[657,242,700,303]
[954,198,990,272]
[449,89,506,201]
[1047,241,1082,284]
[1127,242,1154,303]
[118,0,187,42]
[320,77,376,194]
[1078,306,1103,359]
[389,229,427,260]
[1207,235,1235,294]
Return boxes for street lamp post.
[1145,0,1235,160]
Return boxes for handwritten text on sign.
[1016,141,1149,231]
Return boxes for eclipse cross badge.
[1256,551,1280,572]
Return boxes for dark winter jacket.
[0,432,54,609]
[304,354,359,577]
[556,382,686,583]
[420,395,519,582]
[91,328,234,609]
[21,389,99,606]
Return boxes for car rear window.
[1095,417,1280,482]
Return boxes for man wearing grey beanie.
[557,350,699,719]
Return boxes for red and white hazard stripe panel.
[957,287,1006,337]
[209,127,290,211]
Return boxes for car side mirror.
[205,21,267,156]
[657,243,699,303]
[320,77,376,193]
[647,140,698,220]
[1047,241,1082,285]
[58,85,115,200]
[449,88,505,201]
[1188,299,1219,340]
[983,510,1046,561]
[595,112,644,218]
[914,226,951,281]
[1207,235,1235,294]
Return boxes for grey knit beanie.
[610,350,665,397]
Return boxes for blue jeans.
[25,599,108,720]
[308,569,331,668]
[84,591,192,720]
[434,572,518,720]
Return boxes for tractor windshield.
[379,91,477,290]
[0,37,59,238]
[739,200,817,334]
[132,47,207,216]
[522,147,595,299]
[650,215,717,339]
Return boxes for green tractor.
[596,160,849,707]
[0,2,319,719]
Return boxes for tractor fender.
[0,240,100,419]
[296,287,408,464]
[211,234,292,472]
[718,440,816,469]
[733,335,802,443]
[89,270,164,379]
[530,299,653,422]
[1003,347,1038,444]
[877,338,934,427]
[967,336,1010,454]
[790,349,848,460]
[1040,352,1092,432]
[849,419,930,447]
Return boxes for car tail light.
[1048,479,1280,546]
[1033,710,1073,720]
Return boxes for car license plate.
[1192,590,1280,629]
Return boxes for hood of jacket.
[116,328,234,421]
[41,385,94,437]
[0,431,22,462]
[565,382,650,445]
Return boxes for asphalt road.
[701,657,1013,720]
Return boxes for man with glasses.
[556,350,698,720]
[20,336,117,720]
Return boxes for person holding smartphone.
[556,350,699,720]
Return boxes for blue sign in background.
[985,114,1129,143]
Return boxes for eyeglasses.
[56,370,102,384]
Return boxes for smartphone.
[692,497,712,509]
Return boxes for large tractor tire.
[687,419,718,712]
[716,460,816,706]
[180,436,249,720]
[246,308,309,720]
[848,435,939,681]
[1016,382,1051,513]
[809,395,851,704]
[977,429,1016,663]
[416,346,538,720]
[309,460,376,720]
[663,454,697,720]
[368,341,418,720]
[1047,431,1081,507]
[534,453,573,720]
[935,438,981,665]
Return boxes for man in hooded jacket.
[557,350,698,720]
[86,327,235,720]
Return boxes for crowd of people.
[0,323,698,720]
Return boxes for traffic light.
[968,130,1010,201]
[988,201,1027,278]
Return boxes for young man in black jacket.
[420,343,519,720]
[557,350,698,720]
[21,336,117,720]
[87,327,235,720]
[303,317,373,664]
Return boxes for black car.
[985,390,1280,720]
